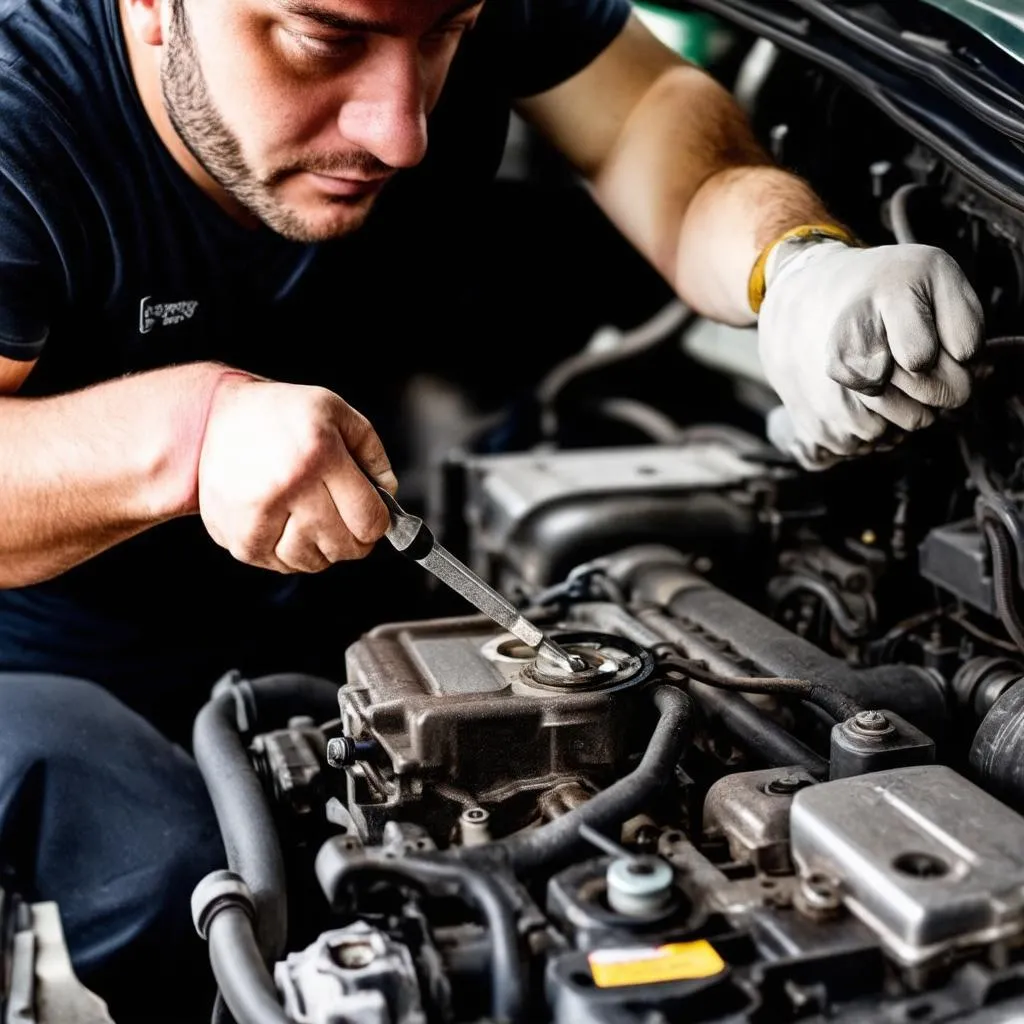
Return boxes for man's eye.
[285,31,359,60]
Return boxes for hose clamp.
[191,869,256,940]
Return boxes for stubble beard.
[160,0,382,242]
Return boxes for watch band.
[747,223,860,316]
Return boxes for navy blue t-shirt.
[0,0,630,707]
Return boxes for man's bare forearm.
[590,63,836,324]
[674,162,835,325]
[0,361,228,587]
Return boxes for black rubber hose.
[207,907,292,1024]
[654,649,864,723]
[768,573,871,638]
[193,673,342,962]
[984,521,1024,653]
[467,685,693,874]
[317,857,523,1024]
[407,861,522,1024]
[211,993,232,1024]
[233,672,344,725]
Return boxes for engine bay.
[15,3,1024,1023]
[172,5,1024,1021]
[198,419,1024,1024]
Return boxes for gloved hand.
[757,238,984,470]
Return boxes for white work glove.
[757,239,984,470]
[197,376,396,573]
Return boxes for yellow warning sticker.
[588,940,726,988]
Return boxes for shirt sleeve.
[0,62,78,364]
[507,0,632,98]
[0,145,67,362]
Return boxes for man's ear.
[122,0,165,46]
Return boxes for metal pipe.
[603,547,949,735]
[572,600,828,775]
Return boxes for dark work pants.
[0,673,226,1021]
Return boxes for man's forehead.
[271,0,483,34]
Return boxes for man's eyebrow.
[273,0,483,35]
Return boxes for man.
[0,0,983,1015]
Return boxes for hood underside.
[922,1,1023,61]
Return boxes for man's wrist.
[148,363,256,520]
[748,223,860,316]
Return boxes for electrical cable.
[888,182,924,244]
[652,644,864,722]
[950,610,1022,655]
[769,573,873,638]
[535,301,691,439]
[983,520,1024,653]
[787,0,1024,143]
[592,397,686,444]
[685,0,1024,216]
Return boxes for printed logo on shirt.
[139,296,200,334]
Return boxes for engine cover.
[338,615,654,843]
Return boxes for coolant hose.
[207,907,292,1024]
[193,673,342,962]
[467,684,694,874]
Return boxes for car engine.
[88,4,1024,1024]
[201,419,1024,1023]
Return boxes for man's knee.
[0,673,225,982]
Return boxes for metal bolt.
[326,737,351,768]
[765,774,807,796]
[796,872,842,920]
[459,807,491,847]
[326,736,379,768]
[852,710,890,733]
[332,940,377,970]
[801,873,839,907]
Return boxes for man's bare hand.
[196,377,397,573]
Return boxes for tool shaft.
[419,543,544,648]
[376,487,579,671]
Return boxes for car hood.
[923,1,1024,62]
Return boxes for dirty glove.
[756,235,984,470]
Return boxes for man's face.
[162,0,482,241]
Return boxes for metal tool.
[376,488,584,674]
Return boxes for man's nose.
[337,43,429,170]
